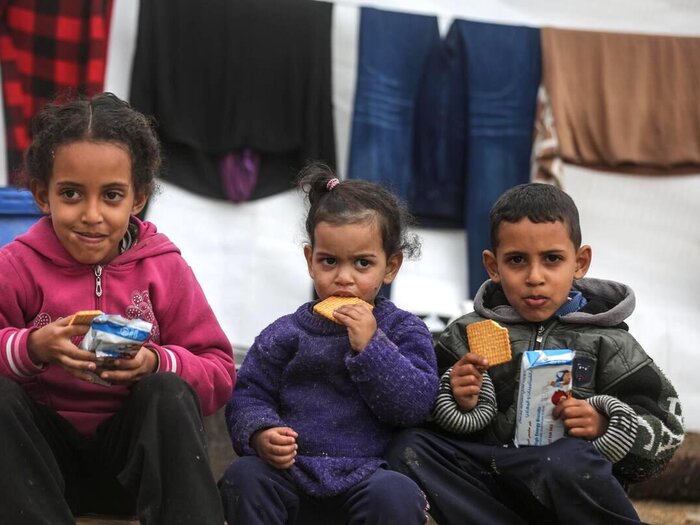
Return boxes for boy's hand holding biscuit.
[450,352,488,411]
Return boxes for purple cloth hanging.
[220,150,260,203]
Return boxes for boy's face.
[483,219,591,323]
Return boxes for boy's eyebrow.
[501,248,568,256]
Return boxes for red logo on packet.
[551,390,569,405]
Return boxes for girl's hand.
[27,316,99,383]
[95,346,159,385]
[450,353,489,411]
[553,397,609,440]
[252,427,298,469]
[332,302,377,352]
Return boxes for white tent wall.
[11,0,690,432]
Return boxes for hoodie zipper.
[94,265,103,307]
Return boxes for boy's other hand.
[553,397,609,440]
[451,352,489,411]
[252,427,299,469]
[27,316,98,382]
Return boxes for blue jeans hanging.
[348,8,540,298]
[347,8,440,203]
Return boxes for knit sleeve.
[597,347,685,484]
[587,395,638,462]
[431,368,496,434]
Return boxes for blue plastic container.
[0,187,44,247]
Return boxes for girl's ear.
[382,253,403,285]
[574,244,592,280]
[131,191,148,216]
[30,180,51,215]
[482,249,501,283]
[303,244,315,278]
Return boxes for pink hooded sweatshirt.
[0,217,236,435]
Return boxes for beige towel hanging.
[541,27,700,174]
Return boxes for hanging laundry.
[0,0,113,182]
[348,8,540,298]
[530,85,564,187]
[542,27,700,174]
[220,150,260,203]
[129,0,335,201]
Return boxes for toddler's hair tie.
[326,178,340,191]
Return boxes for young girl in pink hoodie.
[0,92,235,524]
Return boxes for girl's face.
[31,141,147,266]
[304,220,402,305]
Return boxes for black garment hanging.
[129,0,335,200]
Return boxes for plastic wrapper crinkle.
[80,314,153,359]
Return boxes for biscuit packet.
[80,314,153,360]
[515,349,574,446]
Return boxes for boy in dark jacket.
[386,183,684,524]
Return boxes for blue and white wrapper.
[80,314,153,359]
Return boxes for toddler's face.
[32,141,146,265]
[304,220,401,305]
[483,218,590,323]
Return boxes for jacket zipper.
[94,264,103,308]
[534,325,545,349]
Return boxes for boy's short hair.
[489,183,582,250]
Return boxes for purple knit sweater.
[226,298,438,497]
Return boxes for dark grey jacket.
[434,277,684,484]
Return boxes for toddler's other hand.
[95,346,158,385]
[27,316,98,382]
[553,397,609,440]
[450,352,488,411]
[332,302,376,352]
[252,427,299,469]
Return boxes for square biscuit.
[313,296,373,323]
[466,319,512,367]
[68,310,103,326]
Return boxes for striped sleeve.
[588,394,638,463]
[431,368,496,434]
[1,328,45,380]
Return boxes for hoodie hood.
[16,216,179,268]
[474,277,635,327]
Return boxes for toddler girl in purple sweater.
[219,163,438,524]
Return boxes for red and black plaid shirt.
[0,0,113,183]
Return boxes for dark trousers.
[218,455,429,525]
[386,428,643,525]
[0,374,224,525]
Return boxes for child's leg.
[0,377,75,524]
[338,468,430,525]
[97,373,223,525]
[218,455,303,525]
[492,437,641,524]
[385,427,528,525]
